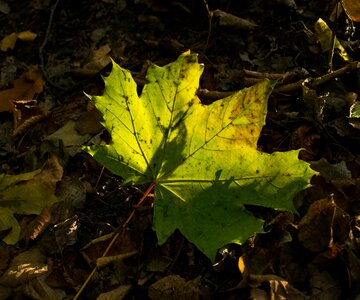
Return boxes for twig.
[73,181,156,300]
[273,80,303,93]
[328,2,340,72]
[197,61,360,99]
[310,61,360,88]
[202,0,212,53]
[39,0,62,89]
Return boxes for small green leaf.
[84,51,317,260]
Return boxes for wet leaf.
[84,51,317,260]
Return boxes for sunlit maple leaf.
[84,51,317,260]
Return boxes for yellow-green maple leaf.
[84,52,317,260]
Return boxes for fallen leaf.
[0,31,37,51]
[46,120,92,146]
[213,9,258,31]
[0,33,17,52]
[311,158,351,180]
[248,274,307,300]
[0,66,44,113]
[22,274,66,300]
[308,264,342,300]
[298,198,351,252]
[96,284,131,300]
[0,248,48,287]
[0,1,10,14]
[73,45,111,77]
[75,110,104,135]
[17,31,37,42]
[84,51,317,260]
[314,18,350,62]
[148,275,200,300]
[239,212,294,276]
[342,0,360,22]
[0,155,63,244]
[12,99,46,137]
[26,207,52,241]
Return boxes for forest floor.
[0,0,360,299]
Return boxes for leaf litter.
[0,1,360,299]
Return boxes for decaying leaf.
[84,51,317,260]
[0,155,63,244]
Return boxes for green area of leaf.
[0,156,62,244]
[84,51,317,260]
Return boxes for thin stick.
[328,2,339,72]
[39,0,62,89]
[73,181,156,300]
[202,0,212,53]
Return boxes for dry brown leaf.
[342,0,360,22]
[12,99,46,137]
[248,274,307,300]
[73,45,111,76]
[213,9,258,31]
[298,198,351,252]
[27,207,52,240]
[0,66,44,113]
